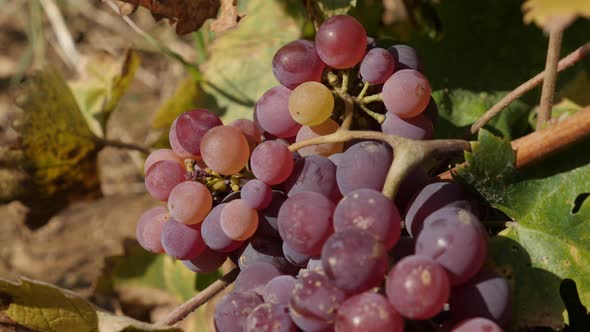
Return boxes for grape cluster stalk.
[138,15,513,332]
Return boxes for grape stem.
[288,130,469,199]
[358,81,370,100]
[359,93,383,104]
[155,267,240,327]
[537,28,563,129]
[470,41,590,135]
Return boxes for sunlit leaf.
[522,0,590,31]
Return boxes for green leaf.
[69,50,141,138]
[314,0,357,17]
[200,0,304,123]
[0,277,179,332]
[16,68,100,199]
[95,241,221,332]
[455,130,590,328]
[529,98,584,129]
[432,89,532,140]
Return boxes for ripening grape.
[246,303,298,332]
[250,140,294,185]
[230,118,262,153]
[169,109,222,158]
[381,113,434,140]
[237,235,297,274]
[388,44,422,72]
[234,262,282,295]
[451,318,503,332]
[182,248,228,273]
[256,86,301,138]
[282,155,338,198]
[335,292,404,332]
[200,125,250,175]
[144,149,184,173]
[336,141,392,195]
[214,291,264,332]
[295,119,343,157]
[315,15,367,69]
[288,82,334,126]
[449,270,512,326]
[360,48,396,84]
[321,229,388,294]
[273,40,325,89]
[201,203,243,252]
[161,218,207,260]
[167,181,212,225]
[241,179,273,210]
[278,191,334,255]
[416,207,487,285]
[333,188,401,250]
[386,255,450,319]
[136,207,168,253]
[382,69,431,118]
[220,199,259,241]
[144,160,186,201]
[263,275,297,305]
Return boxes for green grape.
[288,82,334,126]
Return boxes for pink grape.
[251,140,294,185]
[256,86,301,138]
[161,218,207,260]
[241,179,273,210]
[169,109,222,158]
[200,126,250,175]
[144,160,186,201]
[263,275,297,305]
[234,262,282,295]
[315,15,367,69]
[273,40,325,89]
[214,291,264,332]
[295,119,343,157]
[201,203,243,252]
[230,118,262,153]
[144,149,184,173]
[167,181,212,225]
[388,44,422,72]
[136,207,168,253]
[220,199,259,241]
[360,48,396,84]
[246,303,298,332]
[381,113,434,140]
[335,292,404,332]
[386,255,450,319]
[382,69,431,118]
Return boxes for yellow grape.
[288,82,334,126]
[296,118,343,157]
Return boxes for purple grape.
[273,40,325,90]
[449,270,512,326]
[263,275,297,305]
[182,248,227,273]
[169,109,222,158]
[416,207,487,285]
[333,188,401,250]
[161,218,206,260]
[336,141,392,195]
[144,160,185,201]
[386,255,450,319]
[315,15,367,69]
[327,152,344,166]
[242,179,273,210]
[282,242,311,267]
[201,203,243,252]
[214,291,264,332]
[405,181,469,237]
[136,207,168,253]
[451,318,503,332]
[251,140,294,185]
[235,262,282,295]
[256,86,301,138]
[360,48,395,84]
[335,292,404,332]
[283,155,337,198]
[246,303,298,332]
[290,270,347,330]
[381,113,434,140]
[388,44,422,72]
[321,229,388,294]
[278,192,334,256]
[238,235,297,274]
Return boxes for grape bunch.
[137,14,511,332]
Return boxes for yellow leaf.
[522,0,590,31]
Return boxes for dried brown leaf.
[211,0,239,33]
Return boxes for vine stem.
[95,137,151,154]
[537,29,563,129]
[288,130,469,199]
[360,93,383,104]
[437,105,590,180]
[470,42,590,135]
[155,268,240,327]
